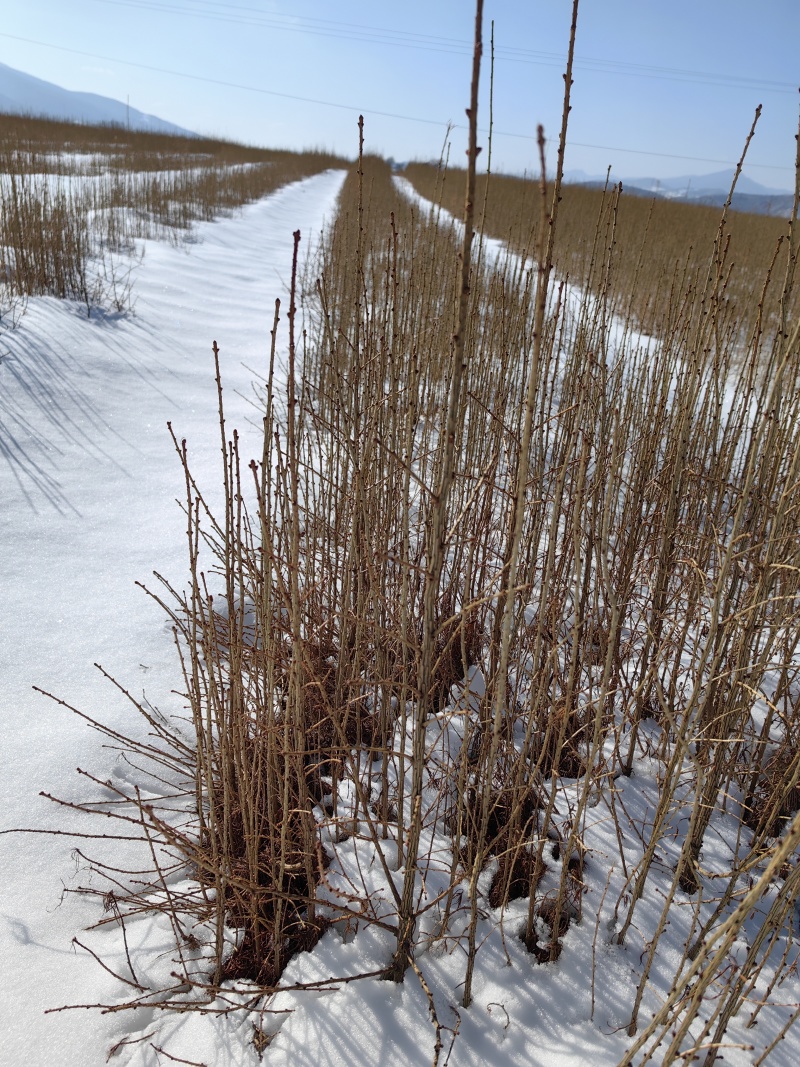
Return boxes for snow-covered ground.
[2,166,798,1067]
[393,173,658,365]
[0,168,346,1066]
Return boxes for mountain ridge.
[563,167,794,217]
[0,60,194,136]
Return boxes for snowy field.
[2,168,799,1067]
[0,169,346,1065]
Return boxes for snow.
[0,168,346,1066]
[392,173,660,367]
[1,164,799,1067]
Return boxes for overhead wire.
[0,28,794,174]
[82,0,798,96]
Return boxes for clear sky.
[1,0,798,191]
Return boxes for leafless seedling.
[19,2,800,1064]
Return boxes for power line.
[83,0,798,96]
[86,0,480,57]
[0,31,454,129]
[0,30,793,174]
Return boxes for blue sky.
[1,0,798,190]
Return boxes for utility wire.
[0,32,456,129]
[83,0,798,96]
[0,30,794,174]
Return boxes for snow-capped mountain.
[622,169,788,198]
[563,167,793,217]
[0,60,194,135]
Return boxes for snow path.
[392,173,659,365]
[0,168,347,1066]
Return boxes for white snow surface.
[2,167,799,1067]
[0,168,346,1066]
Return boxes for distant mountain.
[623,169,790,198]
[680,191,795,218]
[0,61,194,136]
[563,167,794,218]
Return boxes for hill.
[0,60,193,135]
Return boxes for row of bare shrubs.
[0,115,343,317]
[36,10,800,1054]
[56,116,800,1062]
[0,111,335,171]
[403,150,800,353]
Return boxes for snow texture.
[1,168,798,1067]
[0,168,346,1066]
